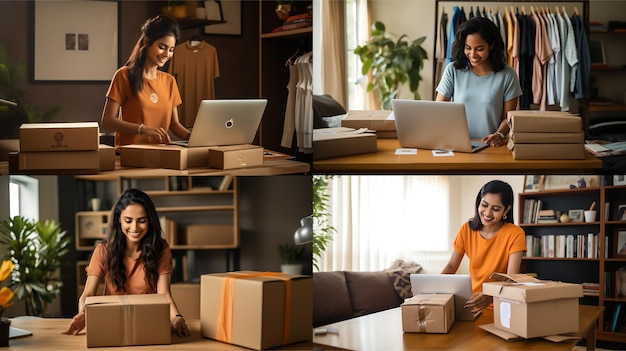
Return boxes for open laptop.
[391,99,489,153]
[172,99,267,147]
[410,273,480,321]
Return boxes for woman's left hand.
[481,132,506,147]
[171,315,190,337]
[464,293,493,313]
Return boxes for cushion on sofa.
[313,271,353,327]
[313,94,346,129]
[344,271,404,318]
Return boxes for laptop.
[410,273,480,321]
[172,99,267,147]
[391,99,489,153]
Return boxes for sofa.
[313,260,423,327]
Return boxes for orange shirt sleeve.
[85,242,107,279]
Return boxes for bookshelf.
[519,179,626,343]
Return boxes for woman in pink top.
[441,180,526,314]
[63,189,190,337]
[101,15,191,148]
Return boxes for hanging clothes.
[294,51,313,152]
[168,40,220,128]
[281,54,299,149]
[571,12,591,99]
[434,8,448,90]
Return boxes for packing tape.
[216,272,293,345]
[417,305,427,332]
[120,295,133,346]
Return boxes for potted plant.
[354,21,428,110]
[0,260,14,347]
[312,175,336,271]
[278,243,305,275]
[0,216,70,316]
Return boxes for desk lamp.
[293,216,313,245]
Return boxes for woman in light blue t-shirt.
[436,17,522,147]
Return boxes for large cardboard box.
[208,144,263,169]
[19,122,99,152]
[401,294,455,333]
[507,112,581,133]
[201,271,312,350]
[482,273,583,338]
[341,110,396,138]
[119,144,210,170]
[18,150,100,172]
[509,131,585,144]
[313,128,377,160]
[510,143,585,160]
[178,223,236,247]
[85,294,171,347]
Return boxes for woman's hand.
[171,315,190,337]
[481,132,506,147]
[464,293,493,313]
[62,312,86,335]
[140,125,171,144]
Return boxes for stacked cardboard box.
[401,293,455,333]
[17,122,110,173]
[341,110,396,138]
[480,273,583,339]
[507,111,586,160]
[313,127,377,160]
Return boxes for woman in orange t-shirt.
[63,189,190,337]
[441,180,527,314]
[101,15,191,148]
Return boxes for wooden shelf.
[586,104,626,112]
[260,27,312,39]
[175,18,225,30]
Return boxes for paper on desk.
[432,149,454,156]
[395,148,417,155]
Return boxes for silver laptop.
[391,99,489,153]
[172,99,267,147]
[410,273,480,321]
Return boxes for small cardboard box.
[313,128,377,160]
[201,271,312,350]
[99,144,115,171]
[509,131,585,144]
[510,143,585,160]
[401,293,455,333]
[85,294,171,347]
[19,122,99,152]
[18,150,99,173]
[178,223,236,247]
[119,144,210,170]
[208,144,263,169]
[482,273,583,339]
[507,112,581,133]
[341,110,396,138]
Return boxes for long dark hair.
[125,15,180,96]
[452,17,506,72]
[106,188,165,293]
[469,180,515,230]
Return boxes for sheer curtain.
[320,176,450,272]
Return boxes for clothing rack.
[432,0,590,100]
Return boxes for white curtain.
[320,176,450,272]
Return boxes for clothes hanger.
[285,48,300,67]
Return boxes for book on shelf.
[582,282,600,296]
[556,235,566,258]
[566,235,575,258]
[611,304,625,332]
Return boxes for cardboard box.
[0,139,19,161]
[19,122,99,152]
[201,271,312,350]
[171,283,200,319]
[510,143,585,160]
[313,128,377,160]
[178,223,236,247]
[119,144,210,170]
[507,112,581,133]
[208,144,263,169]
[99,144,115,171]
[509,131,585,144]
[482,273,583,338]
[85,294,171,347]
[341,110,396,138]
[401,294,455,333]
[18,150,100,172]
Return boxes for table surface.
[7,317,313,350]
[313,305,604,351]
[313,138,603,174]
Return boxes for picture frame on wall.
[619,205,626,221]
[568,209,584,222]
[523,175,545,192]
[204,0,242,36]
[615,230,626,258]
[33,0,119,82]
[614,175,626,186]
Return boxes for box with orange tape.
[200,271,312,350]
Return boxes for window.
[9,175,39,220]
[345,0,369,110]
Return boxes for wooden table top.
[313,139,603,174]
[7,317,313,350]
[313,305,604,351]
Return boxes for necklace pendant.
[150,93,158,103]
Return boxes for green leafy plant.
[312,175,336,271]
[0,44,60,138]
[354,21,428,110]
[278,243,305,265]
[0,216,70,316]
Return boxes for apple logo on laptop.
[225,118,234,128]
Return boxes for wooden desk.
[313,139,603,174]
[7,317,313,350]
[314,305,604,351]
